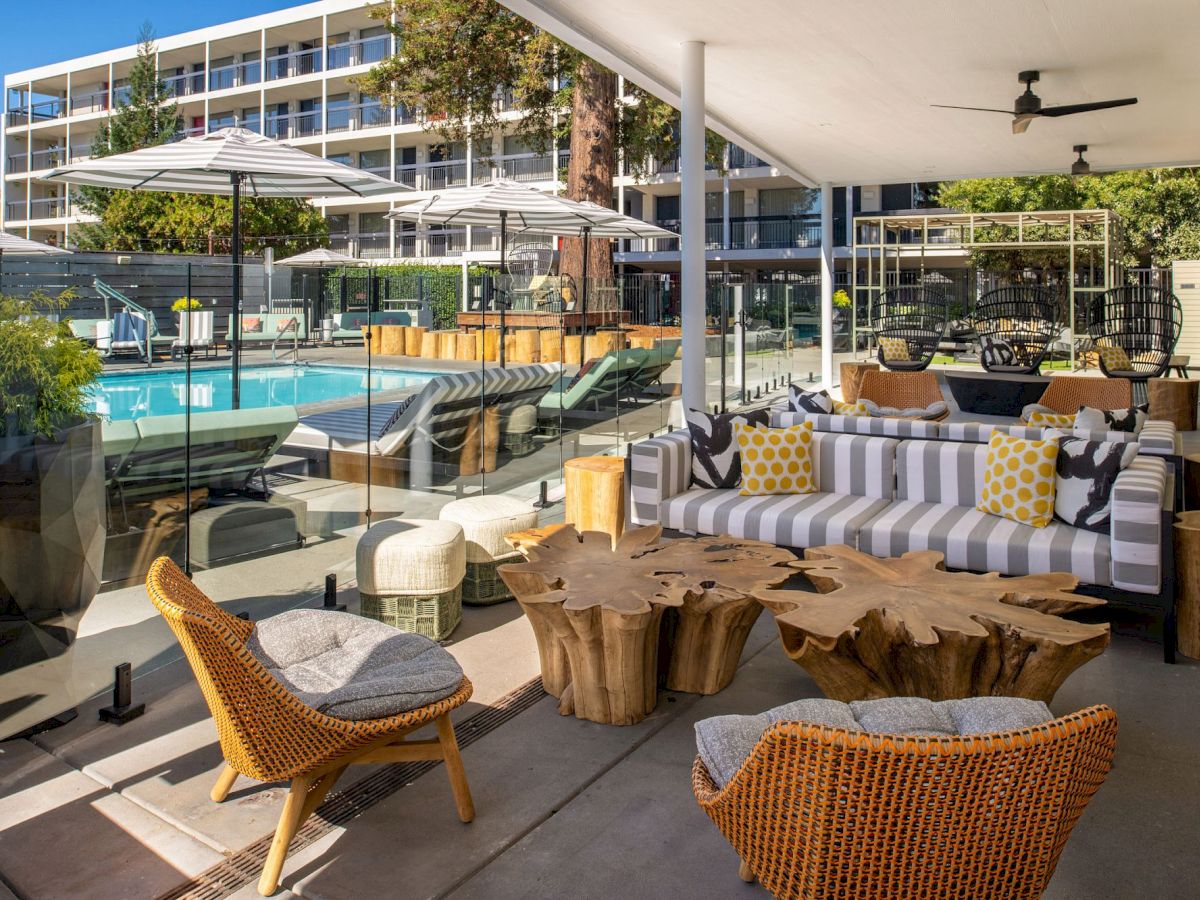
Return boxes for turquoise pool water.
[89,364,439,420]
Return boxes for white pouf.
[504,404,538,455]
[356,518,466,639]
[439,495,538,605]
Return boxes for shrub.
[832,289,852,309]
[171,297,202,312]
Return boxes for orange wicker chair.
[146,557,475,896]
[693,705,1117,899]
[857,369,949,420]
[1034,375,1133,415]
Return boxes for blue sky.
[3,1,303,76]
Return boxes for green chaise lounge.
[538,348,651,422]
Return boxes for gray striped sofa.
[631,429,1170,599]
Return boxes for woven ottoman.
[504,404,538,456]
[356,519,465,640]
[439,495,538,605]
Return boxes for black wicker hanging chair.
[871,285,950,372]
[971,285,1061,375]
[1086,285,1182,385]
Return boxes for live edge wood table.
[754,545,1111,703]
[498,525,794,725]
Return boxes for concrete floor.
[2,361,1198,898]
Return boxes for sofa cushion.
[774,411,940,439]
[686,407,772,489]
[662,488,892,549]
[249,608,464,720]
[1055,436,1140,533]
[858,499,1111,585]
[1076,405,1148,434]
[833,399,870,417]
[896,439,987,506]
[811,432,899,500]
[980,336,1017,368]
[860,398,949,420]
[695,695,1053,788]
[735,422,816,496]
[977,432,1060,528]
[789,385,834,414]
[1096,344,1133,373]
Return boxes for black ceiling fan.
[933,71,1137,134]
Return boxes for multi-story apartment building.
[2,0,941,281]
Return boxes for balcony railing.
[358,231,391,259]
[29,196,67,219]
[6,154,27,174]
[6,201,26,219]
[70,89,109,115]
[162,71,206,98]
[728,146,770,168]
[266,47,322,81]
[7,98,66,126]
[619,214,828,253]
[265,111,322,140]
[427,160,468,189]
[208,60,261,92]
[326,35,390,70]
[427,227,467,256]
[395,163,418,188]
[359,162,390,180]
[499,153,555,182]
[30,147,65,171]
[326,101,390,134]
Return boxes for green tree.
[935,168,1200,269]
[76,24,327,257]
[357,0,726,284]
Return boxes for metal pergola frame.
[851,209,1125,367]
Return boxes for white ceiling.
[501,0,1200,186]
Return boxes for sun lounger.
[329,311,412,343]
[538,348,651,421]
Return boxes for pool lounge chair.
[284,363,561,489]
[627,339,681,396]
[107,310,152,362]
[328,311,411,343]
[538,348,651,422]
[172,310,216,359]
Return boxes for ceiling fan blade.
[1038,98,1138,117]
[931,104,1013,114]
[1012,114,1036,135]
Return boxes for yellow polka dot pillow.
[878,336,911,362]
[832,399,870,417]
[1026,410,1077,429]
[1096,344,1132,372]
[977,432,1060,527]
[734,422,816,496]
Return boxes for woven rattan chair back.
[1037,375,1133,415]
[871,285,950,371]
[693,705,1118,900]
[857,369,946,417]
[972,285,1060,374]
[1087,285,1182,380]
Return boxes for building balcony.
[208,60,262,92]
[162,71,207,99]
[5,98,66,128]
[266,46,322,82]
[70,89,110,116]
[621,213,848,253]
[326,35,391,70]
[325,101,391,135]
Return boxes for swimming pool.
[89,364,440,420]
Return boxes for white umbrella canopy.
[551,200,677,240]
[276,247,364,266]
[386,178,627,231]
[0,232,72,255]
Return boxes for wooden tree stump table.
[1173,511,1200,659]
[754,544,1110,702]
[498,525,794,725]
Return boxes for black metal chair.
[1086,285,1182,389]
[971,285,1060,375]
[871,285,950,372]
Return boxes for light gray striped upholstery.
[630,430,692,525]
[811,433,898,500]
[896,440,987,506]
[858,500,1112,586]
[1136,420,1180,457]
[1110,457,1168,593]
[940,419,1175,457]
[772,411,940,439]
[662,488,891,548]
[939,422,1053,443]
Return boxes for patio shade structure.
[277,247,364,325]
[44,127,405,406]
[0,232,71,291]
[388,179,655,365]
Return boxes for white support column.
[680,40,706,412]
[819,181,834,389]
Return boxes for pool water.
[89,364,439,420]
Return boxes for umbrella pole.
[580,225,591,341]
[230,172,244,410]
[499,210,507,368]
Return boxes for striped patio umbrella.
[0,231,71,291]
[44,127,406,406]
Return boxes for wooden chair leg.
[738,859,755,884]
[435,714,475,823]
[258,774,314,897]
[210,764,239,803]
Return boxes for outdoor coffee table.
[498,525,794,725]
[754,544,1110,702]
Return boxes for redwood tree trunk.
[560,59,616,289]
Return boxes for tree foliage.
[936,168,1200,269]
[0,291,102,438]
[75,24,328,257]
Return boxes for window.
[240,107,261,134]
[326,214,349,233]
[881,183,913,212]
[326,152,353,167]
[655,195,680,223]
[359,149,388,172]
[209,58,235,91]
[241,52,261,86]
[325,93,351,132]
[759,187,819,217]
[359,212,388,235]
[208,111,235,132]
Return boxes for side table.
[839,361,879,403]
[1147,377,1198,431]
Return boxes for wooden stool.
[585,330,622,361]
[627,334,657,350]
[481,328,501,362]
[513,330,540,364]
[564,456,625,546]
[840,361,880,403]
[1174,511,1200,659]
[1147,377,1198,430]
[404,326,426,356]
[539,329,562,363]
[456,333,478,361]
[419,331,440,359]
[380,324,405,356]
[460,406,500,476]
[438,331,458,360]
[563,335,583,366]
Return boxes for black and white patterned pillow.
[377,395,416,439]
[1075,405,1148,433]
[980,336,1017,368]
[788,385,834,414]
[1054,436,1139,532]
[686,407,771,489]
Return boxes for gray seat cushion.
[249,608,464,721]
[695,695,1053,788]
[860,398,949,421]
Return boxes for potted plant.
[0,289,105,739]
[172,296,205,346]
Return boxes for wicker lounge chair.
[1030,375,1133,416]
[972,285,1060,374]
[693,700,1117,900]
[871,285,950,372]
[857,369,948,420]
[146,557,475,896]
